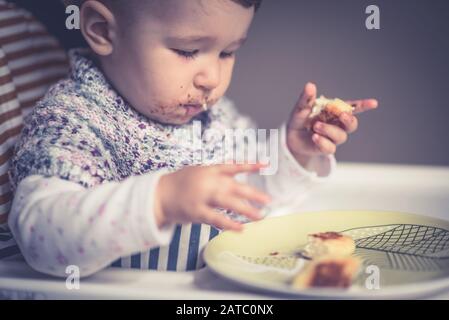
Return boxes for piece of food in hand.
[303,232,356,259]
[308,95,353,129]
[292,255,361,289]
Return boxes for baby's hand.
[154,163,272,232]
[286,82,378,167]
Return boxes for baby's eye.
[220,51,235,59]
[172,49,199,59]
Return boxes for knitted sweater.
[9,48,254,191]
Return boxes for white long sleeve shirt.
[9,124,335,277]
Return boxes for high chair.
[0,0,68,260]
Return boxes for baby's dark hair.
[63,0,262,11]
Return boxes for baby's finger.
[233,182,272,206]
[294,82,317,111]
[217,163,268,176]
[199,206,243,232]
[313,121,347,145]
[288,107,313,131]
[346,99,378,115]
[312,133,337,155]
[339,113,358,134]
[214,196,262,221]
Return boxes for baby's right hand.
[154,163,272,232]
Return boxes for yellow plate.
[203,211,449,299]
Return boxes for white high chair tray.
[1,163,449,299]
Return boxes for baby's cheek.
[145,103,187,124]
[153,102,179,116]
[147,104,167,115]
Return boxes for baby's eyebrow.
[231,37,247,47]
[166,35,214,44]
[166,35,247,47]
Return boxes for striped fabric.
[0,0,68,257]
[0,45,21,260]
[0,43,19,225]
[112,224,221,271]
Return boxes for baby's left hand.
[286,82,378,168]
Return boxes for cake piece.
[303,232,356,259]
[292,255,361,289]
[308,95,353,129]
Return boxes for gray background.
[227,0,449,166]
[11,0,449,166]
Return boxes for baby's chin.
[161,118,194,126]
[136,102,210,125]
[143,111,203,126]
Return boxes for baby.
[8,0,377,277]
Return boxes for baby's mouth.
[181,96,211,116]
[182,103,204,116]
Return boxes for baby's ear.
[80,0,117,56]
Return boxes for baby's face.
[103,0,255,125]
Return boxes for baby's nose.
[194,63,221,91]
